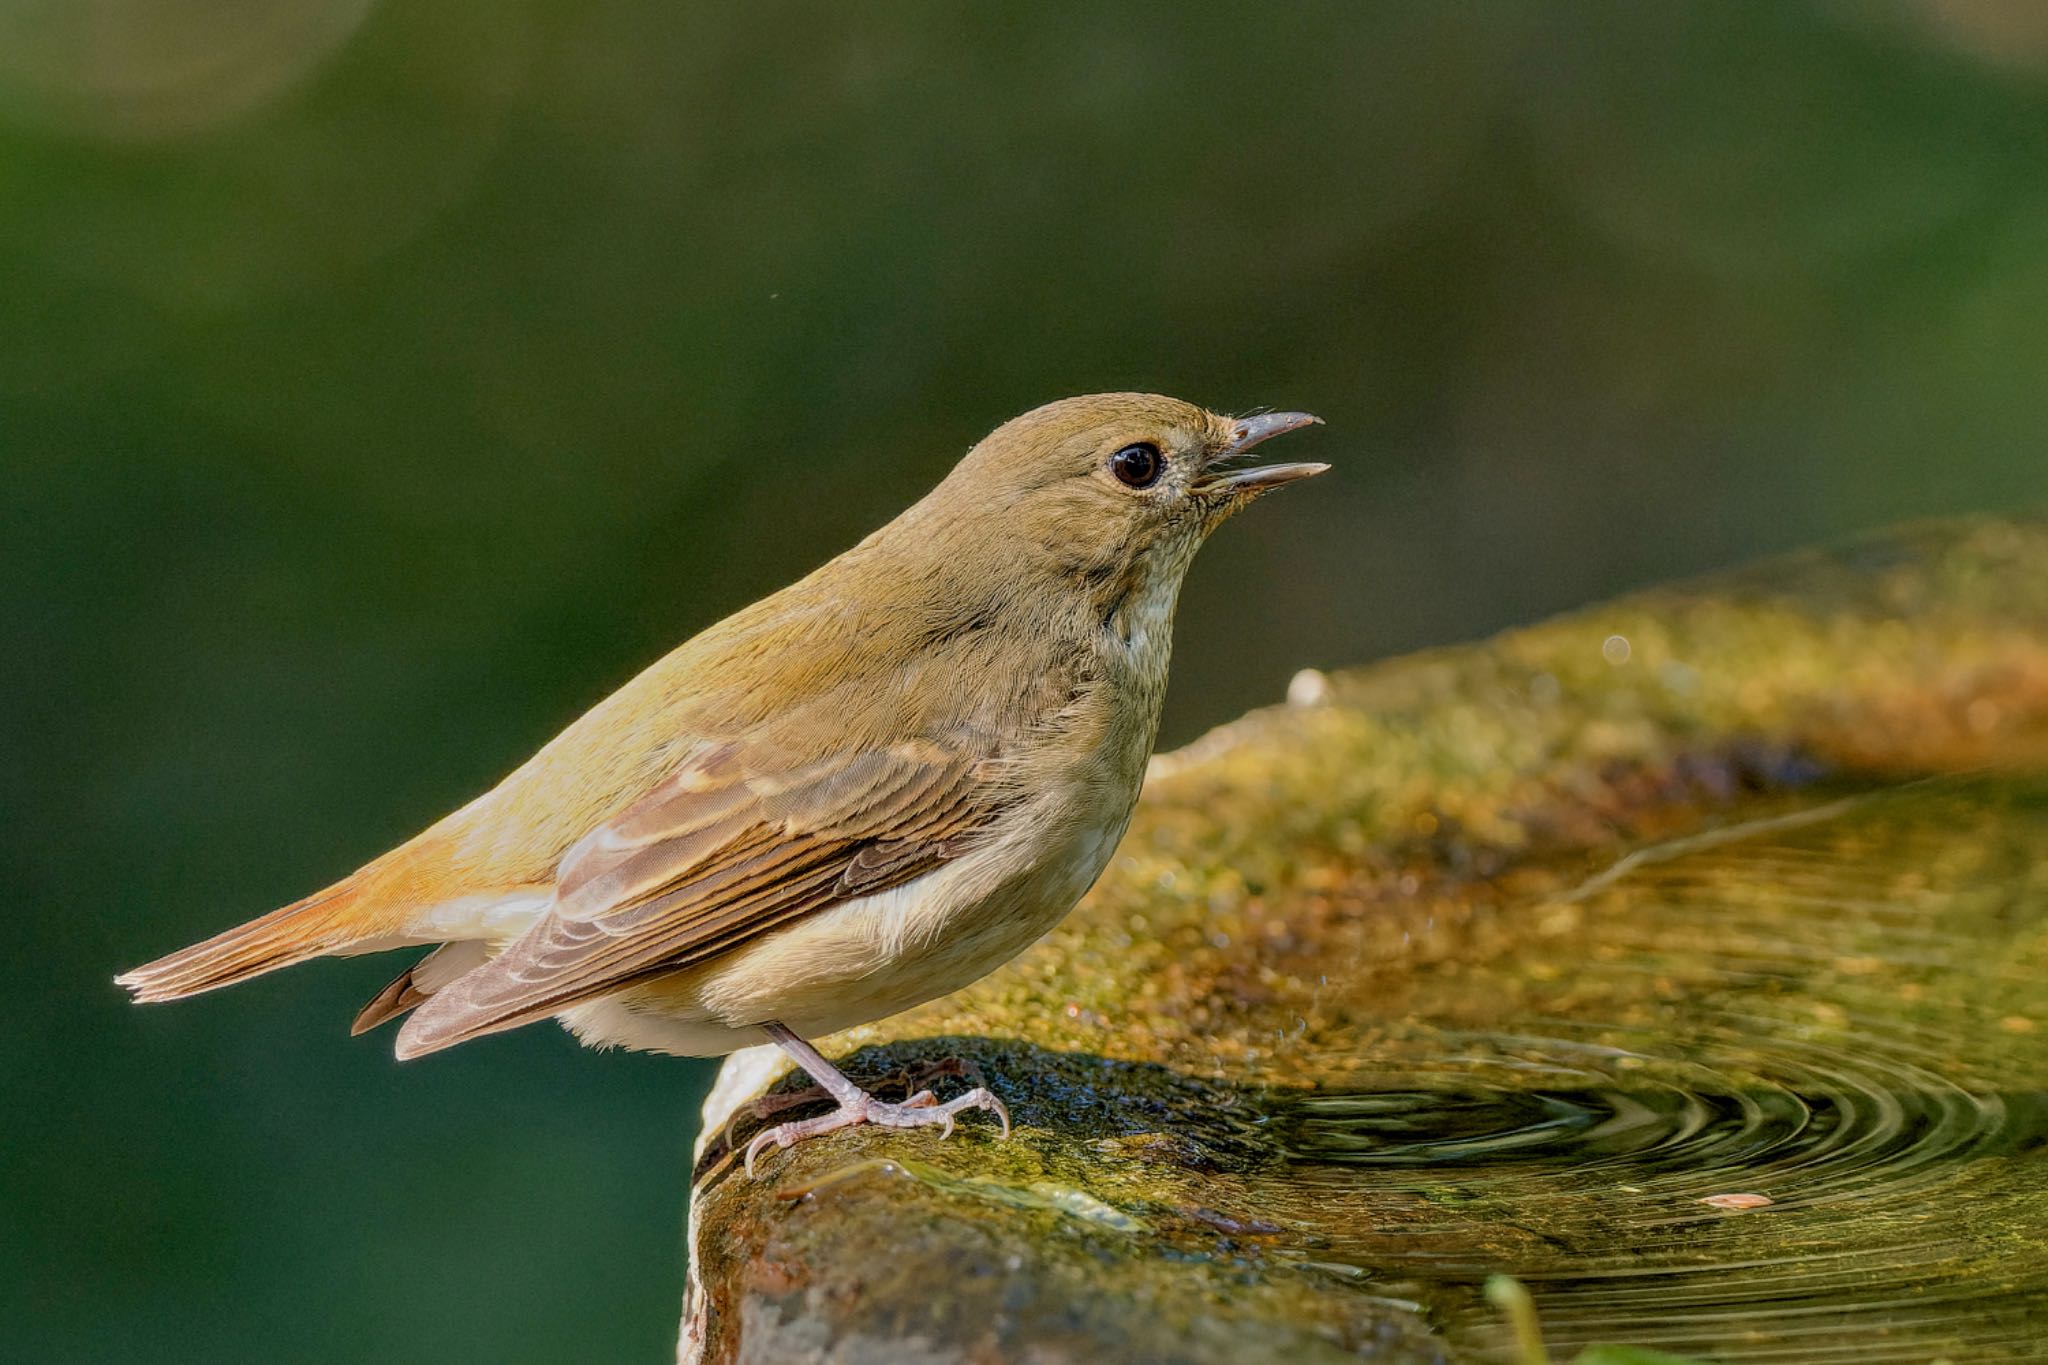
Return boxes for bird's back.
[117,502,1105,1002]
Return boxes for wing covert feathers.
[393,739,1002,1058]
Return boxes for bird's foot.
[742,1081,1010,1179]
[719,1056,986,1151]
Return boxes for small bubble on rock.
[1288,668,1332,706]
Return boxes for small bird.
[119,393,1325,1173]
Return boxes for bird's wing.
[393,735,1005,1056]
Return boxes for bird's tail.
[116,880,370,1003]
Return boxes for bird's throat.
[1100,561,1184,697]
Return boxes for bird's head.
[923,393,1326,599]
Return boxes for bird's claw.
[738,1083,1010,1179]
[720,1060,968,1150]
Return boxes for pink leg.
[741,1022,1011,1178]
[719,1057,990,1151]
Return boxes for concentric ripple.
[1256,779,2048,1361]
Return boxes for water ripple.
[1256,781,2048,1359]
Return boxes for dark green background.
[6,3,2046,1360]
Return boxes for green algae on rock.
[681,517,2048,1364]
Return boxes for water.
[1256,778,2048,1359]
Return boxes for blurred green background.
[6,1,2047,1360]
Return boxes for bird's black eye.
[1109,442,1163,489]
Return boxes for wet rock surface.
[681,518,2048,1363]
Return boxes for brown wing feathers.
[391,741,999,1058]
[350,962,430,1035]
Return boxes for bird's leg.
[741,1022,1010,1178]
[717,1057,989,1153]
[725,1056,941,1146]
[728,1056,974,1128]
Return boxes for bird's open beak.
[1198,411,1328,495]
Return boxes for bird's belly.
[563,811,1128,1056]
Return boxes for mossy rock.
[682,517,2048,1363]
